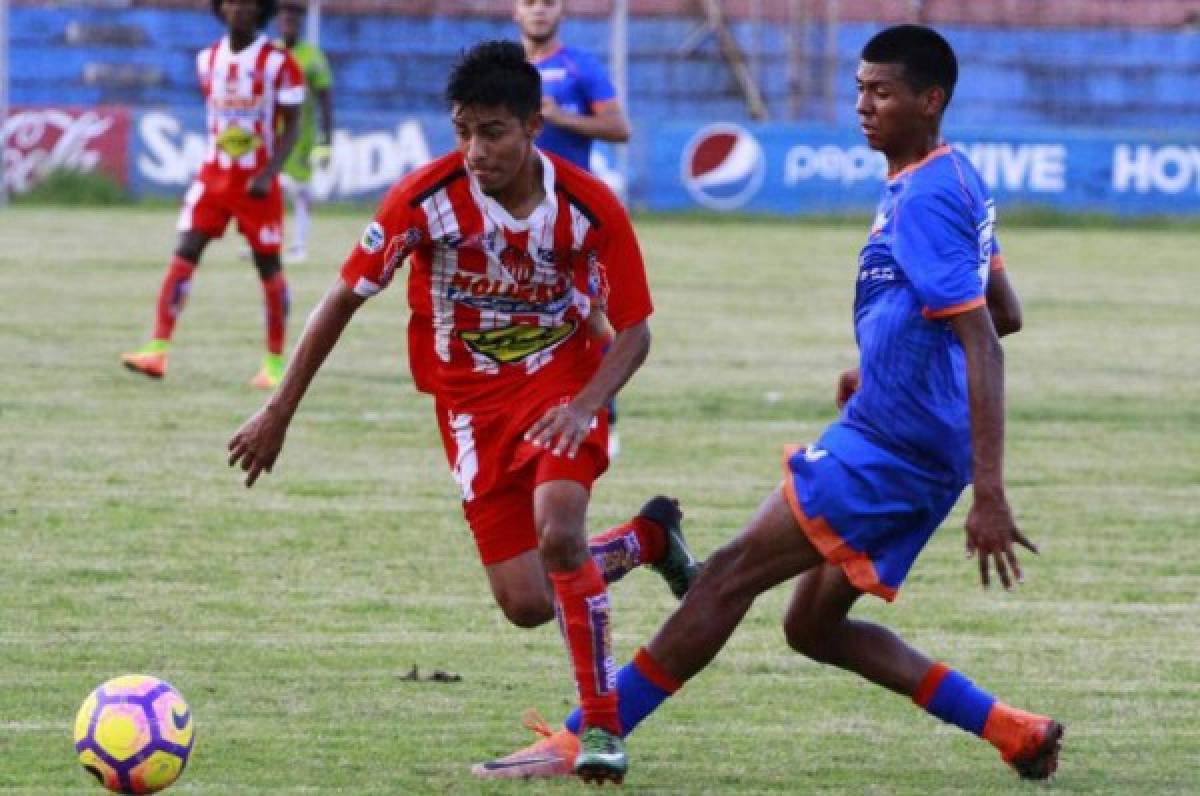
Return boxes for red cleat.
[985,704,1064,780]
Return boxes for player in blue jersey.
[474,25,1062,785]
[515,0,631,169]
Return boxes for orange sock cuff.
[912,662,951,707]
[633,647,683,694]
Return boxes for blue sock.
[565,650,677,737]
[916,663,996,736]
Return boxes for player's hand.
[525,401,594,459]
[964,492,1038,590]
[227,405,291,487]
[247,171,273,198]
[835,368,861,409]
[309,144,332,170]
[540,95,562,125]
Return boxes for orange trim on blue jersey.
[990,253,1006,272]
[922,295,986,320]
[780,448,898,602]
[888,144,954,181]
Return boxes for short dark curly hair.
[445,40,542,120]
[210,0,279,30]
[861,25,958,110]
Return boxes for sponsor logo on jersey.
[215,125,261,157]
[459,320,577,364]
[497,245,538,283]
[447,273,572,314]
[681,123,766,210]
[360,221,385,253]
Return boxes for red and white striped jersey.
[341,150,653,410]
[196,34,304,174]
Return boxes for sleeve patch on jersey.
[360,221,385,254]
[352,276,381,297]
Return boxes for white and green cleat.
[573,726,627,785]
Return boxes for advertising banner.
[3,106,131,195]
[130,109,454,202]
[648,121,1200,215]
[10,105,1200,216]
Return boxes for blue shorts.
[782,424,965,601]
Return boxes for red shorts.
[176,167,284,254]
[435,394,610,566]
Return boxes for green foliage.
[0,208,1196,793]
[12,169,130,206]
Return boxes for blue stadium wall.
[13,7,1200,213]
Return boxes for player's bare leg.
[249,251,289,388]
[646,487,824,682]
[123,230,213,379]
[783,564,1063,779]
[483,550,556,628]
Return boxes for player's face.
[278,8,304,41]
[220,0,260,37]
[855,61,943,153]
[452,104,543,195]
[514,0,564,44]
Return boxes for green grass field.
[1,206,1197,794]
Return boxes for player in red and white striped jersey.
[122,0,304,389]
[229,41,701,780]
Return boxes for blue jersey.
[533,46,618,170]
[833,145,1002,485]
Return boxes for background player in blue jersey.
[475,25,1062,785]
[515,0,634,457]
[514,0,631,169]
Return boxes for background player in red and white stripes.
[122,0,304,389]
[227,41,699,781]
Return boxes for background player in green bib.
[277,0,333,264]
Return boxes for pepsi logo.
[681,123,766,210]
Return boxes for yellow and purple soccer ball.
[73,675,195,794]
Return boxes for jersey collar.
[467,148,557,232]
[887,143,953,182]
[529,44,565,65]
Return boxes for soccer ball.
[73,675,195,794]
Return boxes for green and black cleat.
[640,495,701,599]
[573,726,627,785]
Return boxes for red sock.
[589,517,667,584]
[260,272,289,355]
[152,255,196,341]
[549,559,619,735]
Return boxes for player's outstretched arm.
[949,306,1038,590]
[986,268,1023,338]
[228,279,365,487]
[526,320,650,458]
